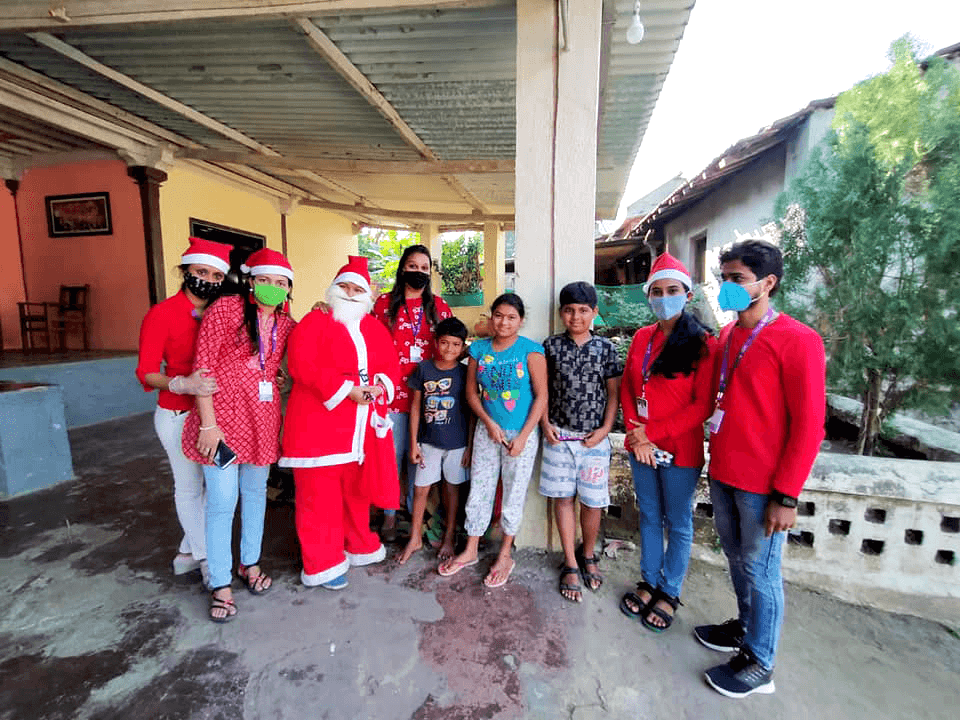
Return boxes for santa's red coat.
[279,309,401,474]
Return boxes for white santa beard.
[327,285,372,326]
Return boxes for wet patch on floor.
[0,601,182,720]
[416,567,568,719]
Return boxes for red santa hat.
[332,255,371,294]
[644,252,691,293]
[241,248,294,282]
[180,237,232,274]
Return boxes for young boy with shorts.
[539,282,622,602]
[398,317,472,565]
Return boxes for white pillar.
[482,220,505,309]
[418,223,442,295]
[513,0,602,549]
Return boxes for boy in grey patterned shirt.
[539,282,622,603]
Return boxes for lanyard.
[639,326,661,395]
[716,307,776,406]
[258,318,278,375]
[405,300,424,338]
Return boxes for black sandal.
[559,566,583,603]
[237,563,272,595]
[619,580,656,621]
[209,587,237,624]
[641,588,682,633]
[575,546,603,592]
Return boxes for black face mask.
[402,270,430,290]
[184,272,223,301]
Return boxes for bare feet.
[380,514,397,543]
[398,536,422,565]
[437,536,455,563]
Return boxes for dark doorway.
[189,218,266,296]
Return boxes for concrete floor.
[1,413,958,720]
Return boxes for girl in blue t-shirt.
[438,293,547,588]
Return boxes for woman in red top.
[136,238,233,585]
[619,253,717,632]
[181,248,296,622]
[371,244,453,539]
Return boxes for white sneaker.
[172,553,201,575]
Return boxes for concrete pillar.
[482,221,505,309]
[513,0,602,549]
[419,223,442,295]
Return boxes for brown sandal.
[209,587,237,623]
[237,563,272,595]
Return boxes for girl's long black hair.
[650,309,712,378]
[387,244,441,331]
[239,278,293,352]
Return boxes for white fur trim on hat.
[333,271,371,293]
[242,263,294,281]
[644,268,691,293]
[180,253,229,274]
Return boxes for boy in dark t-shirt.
[398,317,472,565]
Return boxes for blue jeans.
[385,411,411,516]
[630,456,700,598]
[203,463,270,589]
[710,479,785,670]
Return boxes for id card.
[410,346,423,362]
[636,397,648,419]
[708,408,724,433]
[259,380,274,402]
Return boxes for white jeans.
[154,406,206,560]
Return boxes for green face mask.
[253,283,288,306]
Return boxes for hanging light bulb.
[626,1,645,45]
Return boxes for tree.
[439,232,483,295]
[356,227,421,294]
[775,39,960,455]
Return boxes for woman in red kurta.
[619,253,717,632]
[181,248,296,622]
[136,238,233,584]
[371,243,453,537]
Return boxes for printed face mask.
[717,280,763,312]
[402,270,430,290]
[649,293,687,321]
[184,272,223,301]
[253,283,288,306]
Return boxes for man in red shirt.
[695,239,826,698]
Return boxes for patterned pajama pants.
[464,425,540,537]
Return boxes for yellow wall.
[158,165,282,300]
[284,204,357,319]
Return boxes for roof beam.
[300,197,511,224]
[174,147,514,175]
[0,1,503,30]
[293,17,489,213]
[26,31,364,205]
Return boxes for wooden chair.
[17,302,54,352]
[49,285,90,351]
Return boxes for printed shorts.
[538,429,611,508]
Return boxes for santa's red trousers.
[294,463,381,577]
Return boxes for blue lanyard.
[258,318,278,374]
[716,307,776,405]
[639,326,661,395]
[405,301,424,338]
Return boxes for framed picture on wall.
[45,192,112,237]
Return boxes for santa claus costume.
[280,256,401,589]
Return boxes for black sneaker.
[693,618,744,652]
[704,649,775,698]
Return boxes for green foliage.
[776,41,960,454]
[440,232,483,295]
[595,284,654,331]
[356,227,421,293]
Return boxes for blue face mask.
[649,293,687,321]
[717,281,762,312]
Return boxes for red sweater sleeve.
[772,330,827,498]
[619,327,645,435]
[136,305,166,392]
[649,334,718,441]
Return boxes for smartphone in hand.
[213,440,238,469]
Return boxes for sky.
[617,0,960,220]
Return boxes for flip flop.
[438,557,479,577]
[484,559,516,588]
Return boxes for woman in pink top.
[182,248,296,623]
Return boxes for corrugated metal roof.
[0,0,695,219]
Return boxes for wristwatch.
[770,490,798,508]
